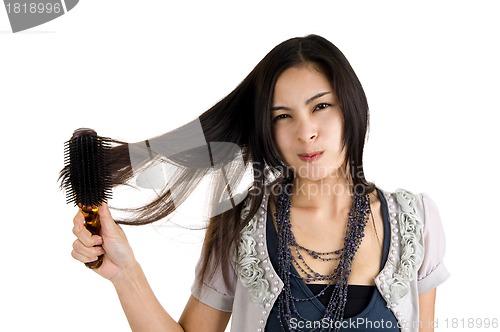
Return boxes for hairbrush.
[60,128,113,269]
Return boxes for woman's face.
[271,64,345,182]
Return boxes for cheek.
[272,126,292,156]
[324,116,344,148]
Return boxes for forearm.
[419,288,437,332]
[112,262,184,332]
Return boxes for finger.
[72,221,100,248]
[72,239,105,257]
[73,210,84,231]
[71,249,102,264]
[99,202,112,220]
[99,203,122,234]
[71,242,105,263]
[73,238,105,255]
[92,234,103,246]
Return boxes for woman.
[70,35,449,331]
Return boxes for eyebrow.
[271,91,332,112]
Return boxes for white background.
[1,1,499,331]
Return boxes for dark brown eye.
[314,103,331,112]
[272,114,291,122]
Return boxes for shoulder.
[376,187,437,220]
[376,187,446,253]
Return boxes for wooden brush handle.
[80,205,104,269]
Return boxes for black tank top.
[265,189,400,331]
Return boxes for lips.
[298,151,324,162]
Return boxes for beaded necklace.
[275,177,371,331]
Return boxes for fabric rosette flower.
[238,256,264,286]
[400,212,418,235]
[387,274,410,303]
[238,233,257,257]
[396,190,417,214]
[236,196,273,306]
[398,211,424,282]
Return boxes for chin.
[294,164,337,182]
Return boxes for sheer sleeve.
[190,251,237,312]
[417,193,451,294]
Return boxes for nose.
[297,117,318,143]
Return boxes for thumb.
[98,203,120,234]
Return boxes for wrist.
[110,260,143,289]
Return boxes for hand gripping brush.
[60,128,113,269]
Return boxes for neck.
[291,174,352,215]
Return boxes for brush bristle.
[60,128,113,207]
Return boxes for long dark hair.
[102,34,373,287]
